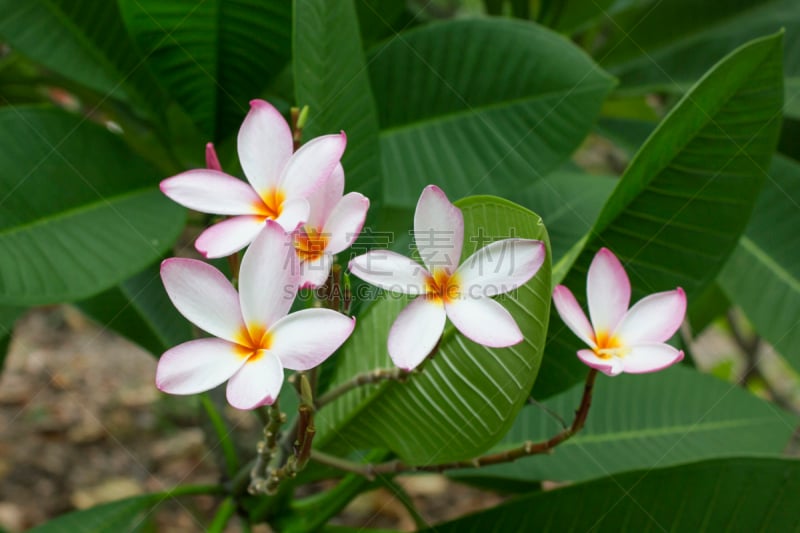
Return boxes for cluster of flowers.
[155,100,686,410]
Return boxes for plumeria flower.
[293,164,369,288]
[160,99,346,258]
[349,185,545,371]
[552,248,686,376]
[155,221,355,409]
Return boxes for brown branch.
[248,401,285,494]
[311,369,599,479]
[314,367,414,408]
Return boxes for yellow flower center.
[425,269,460,304]
[294,226,329,262]
[254,188,285,219]
[234,325,273,363]
[593,330,629,359]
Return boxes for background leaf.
[0,107,185,305]
[368,18,614,207]
[294,0,381,199]
[27,494,162,533]
[599,0,800,115]
[77,262,192,357]
[118,0,292,140]
[0,0,167,115]
[535,31,784,399]
[515,170,616,263]
[429,458,800,531]
[451,366,794,484]
[316,196,551,463]
[718,155,800,369]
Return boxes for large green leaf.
[534,32,784,399]
[28,494,162,533]
[368,18,614,207]
[719,155,800,368]
[316,197,551,463]
[0,107,185,305]
[515,170,616,263]
[430,458,800,531]
[600,0,800,116]
[294,0,381,199]
[0,0,167,115]
[118,0,292,140]
[77,262,192,357]
[452,366,793,484]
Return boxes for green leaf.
[515,170,616,263]
[316,196,551,463]
[601,0,800,117]
[0,0,167,115]
[687,282,730,335]
[294,0,381,199]
[354,0,412,46]
[452,366,793,484]
[118,0,292,140]
[76,262,192,357]
[718,155,800,368]
[0,107,185,305]
[28,494,162,533]
[429,458,800,531]
[368,18,615,207]
[536,31,784,399]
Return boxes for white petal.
[349,251,428,295]
[195,216,266,258]
[552,285,596,348]
[299,253,333,289]
[226,352,284,409]
[280,133,347,200]
[388,297,447,370]
[622,343,684,374]
[269,309,355,371]
[238,221,300,330]
[614,288,687,345]
[445,297,522,347]
[323,192,370,254]
[456,239,545,297]
[161,258,244,342]
[306,163,344,228]
[414,185,463,274]
[238,100,293,195]
[160,170,264,215]
[577,349,623,376]
[587,247,631,336]
[274,197,310,233]
[156,338,247,395]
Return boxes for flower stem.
[227,252,240,287]
[260,375,317,494]
[311,369,599,477]
[248,400,285,494]
[314,367,415,408]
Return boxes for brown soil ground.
[0,307,502,532]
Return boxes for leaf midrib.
[738,236,800,293]
[0,185,161,239]
[568,416,785,445]
[590,36,778,239]
[378,81,612,136]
